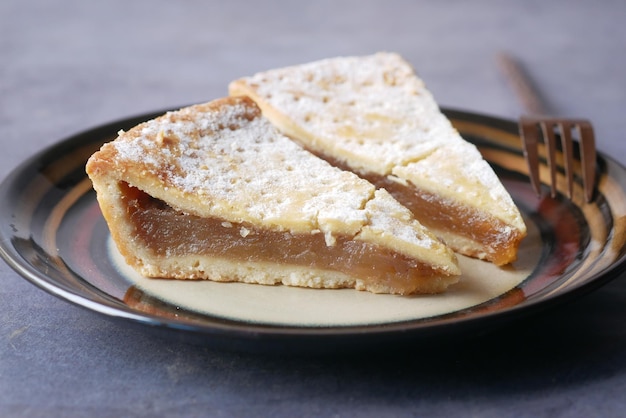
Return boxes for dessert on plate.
[229,52,527,265]
[86,96,461,295]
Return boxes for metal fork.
[519,117,596,202]
[497,52,597,202]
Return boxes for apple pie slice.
[86,96,460,295]
[229,52,527,265]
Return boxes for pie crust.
[86,96,460,295]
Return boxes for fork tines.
[519,116,597,202]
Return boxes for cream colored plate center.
[110,218,539,327]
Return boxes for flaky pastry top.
[86,96,459,271]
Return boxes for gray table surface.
[2,0,626,416]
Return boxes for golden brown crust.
[86,97,460,295]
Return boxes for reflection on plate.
[1,108,625,353]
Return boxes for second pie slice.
[86,96,460,295]
[229,53,527,265]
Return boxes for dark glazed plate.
[1,107,625,353]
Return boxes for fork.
[497,52,597,202]
[519,117,596,202]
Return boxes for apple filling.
[118,182,452,294]
[370,175,524,265]
[297,150,523,265]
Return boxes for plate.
[1,107,626,354]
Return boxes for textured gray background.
[2,1,626,416]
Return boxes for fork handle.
[496,52,548,116]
